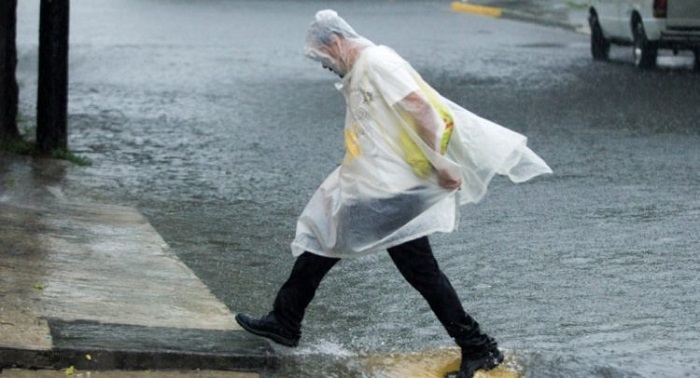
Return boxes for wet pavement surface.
[8,0,700,377]
[455,0,589,32]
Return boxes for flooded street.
[15,1,700,377]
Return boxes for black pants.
[272,236,484,345]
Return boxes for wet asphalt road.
[15,1,700,377]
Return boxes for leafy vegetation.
[0,113,92,166]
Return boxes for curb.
[0,319,277,372]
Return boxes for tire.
[632,20,657,69]
[589,14,610,61]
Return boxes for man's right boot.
[448,317,504,378]
[235,312,301,347]
[457,335,504,378]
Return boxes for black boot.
[235,312,301,347]
[448,318,504,378]
[457,335,503,378]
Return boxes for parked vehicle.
[588,0,700,69]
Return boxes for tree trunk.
[0,0,20,142]
[37,0,70,154]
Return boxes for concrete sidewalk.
[0,153,275,376]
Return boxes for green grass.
[0,138,92,166]
[1,112,93,166]
[50,147,92,166]
[0,137,35,155]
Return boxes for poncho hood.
[303,9,375,77]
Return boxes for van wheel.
[589,14,610,60]
[633,21,657,68]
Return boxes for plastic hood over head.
[304,10,375,77]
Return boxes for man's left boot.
[235,312,301,347]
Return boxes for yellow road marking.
[450,1,503,18]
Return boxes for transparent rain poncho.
[292,10,552,258]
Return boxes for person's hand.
[437,168,461,190]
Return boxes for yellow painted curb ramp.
[361,347,521,378]
[451,1,503,18]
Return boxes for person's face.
[321,58,343,78]
[317,36,346,78]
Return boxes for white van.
[588,0,700,68]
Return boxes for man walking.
[236,10,552,378]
